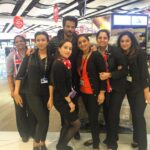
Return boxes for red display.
[13,16,24,29]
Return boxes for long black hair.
[35,31,49,42]
[34,31,50,52]
[77,34,90,68]
[34,31,52,64]
[117,31,140,61]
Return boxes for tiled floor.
[0,79,150,150]
[0,132,149,150]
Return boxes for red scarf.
[58,58,71,69]
[103,53,112,93]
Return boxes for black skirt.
[54,97,78,122]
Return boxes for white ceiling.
[0,0,149,36]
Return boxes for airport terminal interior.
[0,0,150,150]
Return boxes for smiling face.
[96,31,109,49]
[15,36,26,50]
[35,34,48,51]
[58,41,72,59]
[63,21,76,37]
[77,36,90,53]
[120,35,132,52]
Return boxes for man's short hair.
[63,16,78,28]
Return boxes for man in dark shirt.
[49,16,80,140]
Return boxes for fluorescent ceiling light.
[49,2,78,19]
[79,0,139,20]
[20,25,40,34]
[4,23,13,33]
[17,0,33,16]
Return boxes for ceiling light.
[79,0,139,20]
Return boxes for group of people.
[6,16,150,150]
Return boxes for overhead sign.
[112,14,148,26]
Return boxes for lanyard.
[80,51,91,76]
[98,48,112,93]
[38,57,48,75]
[44,57,48,73]
[15,48,25,60]
[98,48,109,70]
[14,49,25,76]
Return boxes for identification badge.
[127,75,132,82]
[68,88,77,99]
[80,79,84,86]
[40,77,48,84]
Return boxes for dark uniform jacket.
[48,29,80,91]
[51,59,72,103]
[101,45,128,93]
[16,50,54,96]
[127,50,150,93]
[78,51,106,95]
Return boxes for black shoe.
[131,142,138,148]
[33,147,40,150]
[103,139,108,145]
[56,144,73,150]
[74,131,80,140]
[65,146,73,150]
[22,136,29,142]
[41,145,47,150]
[83,139,93,146]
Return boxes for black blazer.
[127,50,150,93]
[51,59,72,100]
[103,45,128,93]
[16,50,54,95]
[78,51,106,95]
[48,29,80,92]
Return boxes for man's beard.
[65,31,73,37]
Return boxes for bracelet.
[68,101,72,104]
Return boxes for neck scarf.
[58,57,71,69]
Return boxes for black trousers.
[26,94,49,142]
[81,93,100,149]
[103,92,111,132]
[14,93,35,138]
[127,89,147,150]
[107,90,125,150]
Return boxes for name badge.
[41,77,48,84]
[127,75,132,82]
[68,88,77,99]
[80,79,84,86]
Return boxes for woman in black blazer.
[51,39,80,150]
[117,31,150,150]
[14,31,54,150]
[97,30,128,150]
[97,29,128,139]
[77,34,106,150]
